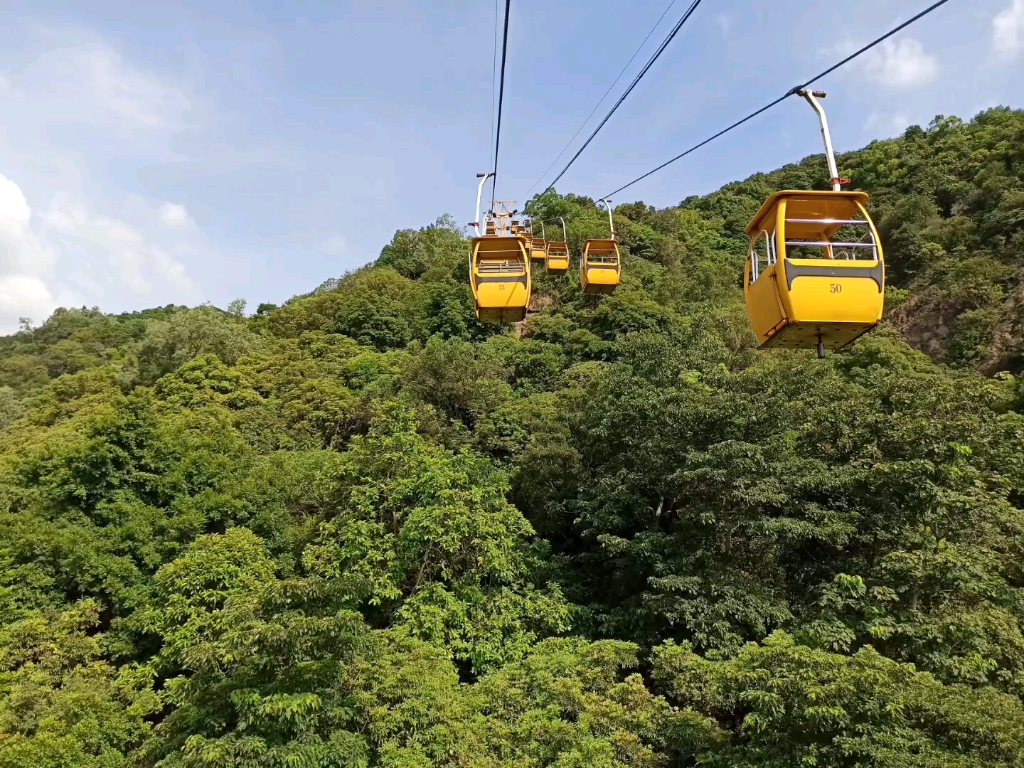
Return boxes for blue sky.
[0,0,1020,331]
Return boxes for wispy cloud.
[716,14,732,38]
[825,38,938,89]
[45,196,196,294]
[159,203,190,230]
[319,235,346,257]
[993,0,1024,58]
[0,26,200,155]
[863,111,912,137]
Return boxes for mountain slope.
[0,109,1023,767]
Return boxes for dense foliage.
[2,108,1024,766]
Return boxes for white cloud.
[0,174,68,331]
[0,169,212,334]
[0,177,31,236]
[159,203,190,229]
[716,14,732,37]
[828,38,938,89]
[0,25,296,331]
[0,275,61,329]
[0,175,55,277]
[319,235,346,257]
[993,0,1024,58]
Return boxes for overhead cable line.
[488,0,500,170]
[602,0,952,199]
[541,0,706,194]
[490,0,513,204]
[524,0,682,197]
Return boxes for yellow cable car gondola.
[546,241,570,273]
[744,91,884,358]
[519,226,534,257]
[468,175,531,324]
[529,221,547,262]
[531,238,547,262]
[546,216,570,273]
[471,232,531,323]
[581,199,621,294]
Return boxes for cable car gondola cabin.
[530,238,547,262]
[744,190,884,352]
[519,230,534,254]
[470,234,532,324]
[580,239,621,294]
[546,241,570,273]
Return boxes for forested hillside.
[1,108,1024,767]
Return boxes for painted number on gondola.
[830,283,842,294]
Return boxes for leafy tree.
[0,600,159,768]
[303,406,570,672]
[654,631,1024,767]
[0,107,1023,768]
[133,307,261,385]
